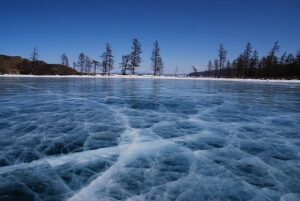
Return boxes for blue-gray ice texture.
[0,77,300,201]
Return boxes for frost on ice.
[0,77,300,201]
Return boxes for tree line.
[55,38,164,76]
[203,41,300,79]
[31,40,300,79]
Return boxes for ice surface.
[0,77,300,201]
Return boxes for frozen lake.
[0,77,300,201]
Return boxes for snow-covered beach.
[1,74,300,84]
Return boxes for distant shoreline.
[1,74,300,84]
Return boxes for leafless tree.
[120,54,131,75]
[151,40,164,75]
[61,53,69,67]
[30,47,39,62]
[130,38,142,75]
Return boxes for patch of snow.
[1,73,300,83]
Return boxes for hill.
[0,55,77,75]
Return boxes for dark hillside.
[0,55,77,75]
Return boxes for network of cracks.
[0,79,300,201]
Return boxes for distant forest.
[4,39,300,79]
[191,41,300,79]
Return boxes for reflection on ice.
[0,77,300,201]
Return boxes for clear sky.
[1,0,300,74]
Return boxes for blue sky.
[1,0,300,74]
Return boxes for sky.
[0,0,300,74]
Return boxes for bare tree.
[157,57,163,75]
[207,60,213,77]
[92,60,100,75]
[130,38,142,75]
[77,53,86,73]
[120,54,131,75]
[250,50,259,77]
[101,43,114,75]
[214,59,218,78]
[85,56,92,74]
[72,62,77,70]
[61,53,69,67]
[263,41,280,77]
[218,44,227,78]
[242,42,252,78]
[30,47,39,62]
[269,41,280,59]
[151,40,164,75]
